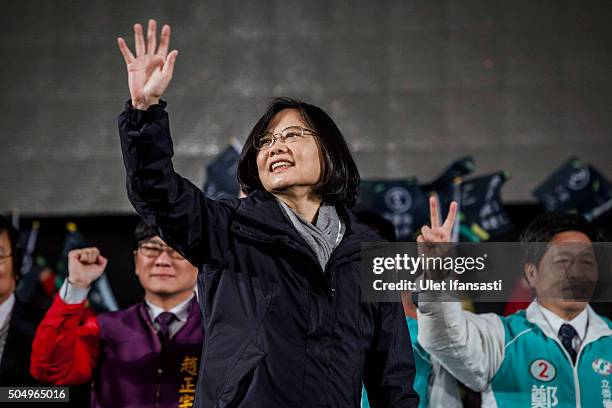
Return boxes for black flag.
[203,141,242,199]
[460,172,512,241]
[421,156,475,230]
[15,221,43,305]
[533,158,612,221]
[357,179,429,241]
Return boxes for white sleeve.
[417,301,505,392]
[428,360,462,408]
[59,279,90,304]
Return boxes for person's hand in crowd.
[67,247,108,289]
[417,197,457,281]
[418,196,458,245]
[117,19,178,110]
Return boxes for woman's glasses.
[253,126,316,150]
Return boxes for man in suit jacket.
[0,214,43,385]
[31,221,203,408]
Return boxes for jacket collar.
[235,190,302,238]
[233,190,381,265]
[525,300,612,347]
[138,296,200,329]
[144,293,195,323]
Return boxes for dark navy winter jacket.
[119,101,419,408]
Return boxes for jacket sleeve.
[428,361,462,408]
[416,301,505,392]
[118,100,232,267]
[30,295,100,385]
[363,301,420,408]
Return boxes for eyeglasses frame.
[253,125,316,150]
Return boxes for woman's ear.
[524,263,537,288]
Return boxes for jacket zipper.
[549,335,580,407]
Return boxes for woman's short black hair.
[133,220,157,250]
[0,215,20,280]
[237,97,360,208]
[520,212,604,266]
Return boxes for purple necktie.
[155,312,176,347]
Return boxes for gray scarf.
[277,198,345,270]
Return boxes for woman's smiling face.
[256,108,323,194]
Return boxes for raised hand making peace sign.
[416,197,458,282]
[117,19,178,110]
[418,196,458,244]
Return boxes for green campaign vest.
[362,317,431,408]
[491,309,612,408]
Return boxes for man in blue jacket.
[418,199,612,407]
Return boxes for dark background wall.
[1,0,612,215]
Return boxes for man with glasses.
[31,221,203,408]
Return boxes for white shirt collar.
[536,300,588,341]
[0,293,15,329]
[145,293,194,323]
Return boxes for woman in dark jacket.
[117,19,419,408]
